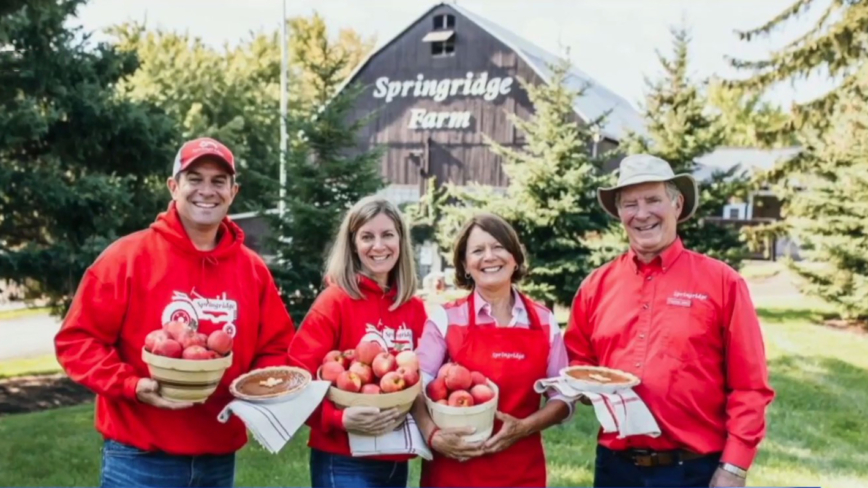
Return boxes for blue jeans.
[309,448,408,488]
[594,445,721,487]
[100,439,236,488]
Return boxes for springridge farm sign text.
[371,71,514,130]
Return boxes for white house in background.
[694,146,801,221]
[693,146,803,259]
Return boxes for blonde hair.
[324,196,418,309]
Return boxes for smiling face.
[616,181,682,261]
[464,226,517,292]
[354,212,400,286]
[167,158,238,230]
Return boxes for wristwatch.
[720,463,748,479]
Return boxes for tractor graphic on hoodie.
[161,290,239,338]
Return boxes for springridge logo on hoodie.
[360,321,414,353]
[161,289,239,338]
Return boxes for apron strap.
[516,291,544,331]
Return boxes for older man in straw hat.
[564,154,775,488]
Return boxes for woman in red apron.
[413,213,574,487]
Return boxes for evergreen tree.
[625,26,748,269]
[404,177,448,249]
[436,57,615,307]
[731,0,868,321]
[728,0,868,134]
[267,27,384,324]
[0,0,178,313]
[765,75,868,322]
[706,78,796,148]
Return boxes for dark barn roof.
[337,2,646,142]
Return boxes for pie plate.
[559,365,640,394]
[229,366,311,404]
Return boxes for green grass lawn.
[1,292,866,486]
[0,354,61,379]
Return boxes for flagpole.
[278,0,288,218]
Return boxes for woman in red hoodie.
[288,196,427,488]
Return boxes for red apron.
[420,291,550,488]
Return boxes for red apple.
[207,330,233,355]
[355,341,384,365]
[395,350,419,371]
[426,377,448,402]
[437,362,454,379]
[470,384,495,405]
[336,371,362,392]
[152,338,182,358]
[144,329,170,352]
[178,329,207,349]
[448,389,475,407]
[206,350,221,359]
[163,321,191,341]
[361,384,381,395]
[380,371,405,393]
[323,350,347,367]
[396,366,419,387]
[349,362,374,385]
[321,361,346,383]
[372,352,397,378]
[182,345,211,360]
[445,364,472,391]
[342,349,357,364]
[470,371,488,386]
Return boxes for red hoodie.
[55,202,295,456]
[288,275,427,460]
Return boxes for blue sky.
[73,0,835,111]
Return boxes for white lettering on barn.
[408,109,471,130]
[372,72,514,103]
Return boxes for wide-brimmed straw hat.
[597,154,699,223]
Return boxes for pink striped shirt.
[416,288,573,410]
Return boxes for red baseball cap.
[172,137,236,178]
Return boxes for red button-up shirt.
[564,238,775,469]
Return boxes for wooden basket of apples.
[318,341,421,416]
[423,363,499,443]
[141,321,234,403]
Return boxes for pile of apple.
[144,321,234,360]
[321,341,419,394]
[425,363,495,407]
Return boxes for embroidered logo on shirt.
[492,352,526,360]
[160,289,238,337]
[673,291,708,301]
[666,297,692,308]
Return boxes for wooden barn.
[340,1,645,204]
[232,2,645,274]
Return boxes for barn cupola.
[423,13,455,57]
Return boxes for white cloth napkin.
[534,377,661,438]
[348,414,433,461]
[217,380,331,454]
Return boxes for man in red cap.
[55,137,295,487]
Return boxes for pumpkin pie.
[560,365,640,392]
[230,366,311,402]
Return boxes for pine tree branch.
[735,0,821,41]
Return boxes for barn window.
[423,14,455,57]
[430,38,455,56]
[433,14,455,30]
